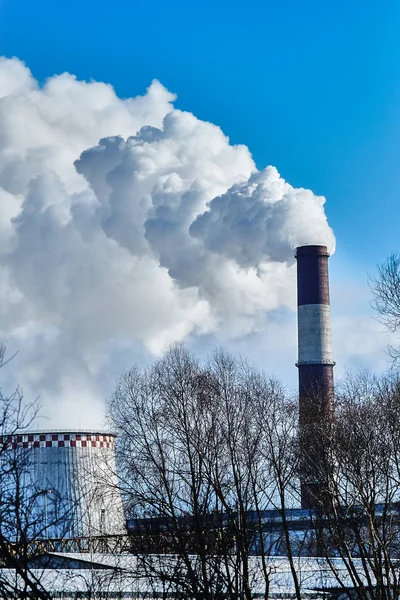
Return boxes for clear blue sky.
[0,0,399,269]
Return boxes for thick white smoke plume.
[0,57,335,426]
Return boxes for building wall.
[0,430,126,539]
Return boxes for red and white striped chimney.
[296,245,335,508]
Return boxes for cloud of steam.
[0,57,335,426]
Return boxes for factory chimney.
[296,245,335,509]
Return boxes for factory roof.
[0,567,328,599]
[24,553,375,598]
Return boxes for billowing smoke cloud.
[190,167,333,266]
[0,57,335,426]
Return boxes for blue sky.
[1,0,399,269]
[0,0,399,425]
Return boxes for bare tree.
[108,344,400,599]
[0,344,72,599]
[303,371,400,600]
[107,345,309,600]
[370,253,400,366]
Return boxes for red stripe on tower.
[0,432,115,450]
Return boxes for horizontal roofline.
[13,429,116,437]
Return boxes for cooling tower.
[0,430,126,539]
[296,245,335,509]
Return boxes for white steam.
[0,57,335,426]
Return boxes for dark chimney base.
[298,363,334,510]
[298,363,334,427]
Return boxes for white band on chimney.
[297,304,333,365]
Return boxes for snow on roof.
[28,552,374,593]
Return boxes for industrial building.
[1,245,334,543]
[0,430,126,540]
[3,244,376,600]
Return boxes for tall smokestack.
[296,245,335,509]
